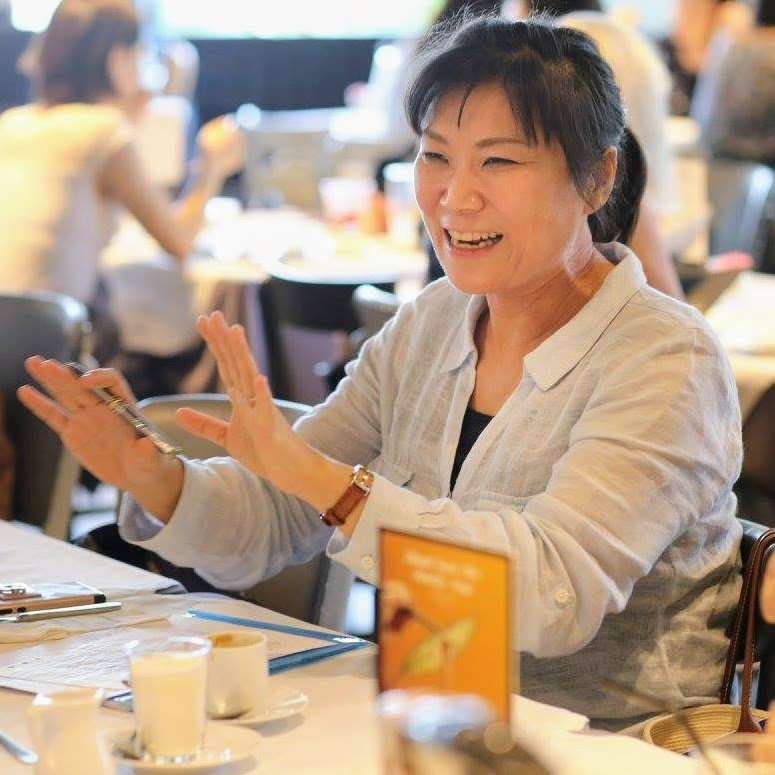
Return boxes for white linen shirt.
[120,243,742,729]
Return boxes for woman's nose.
[440,170,484,212]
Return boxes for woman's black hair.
[526,0,602,14]
[406,15,646,244]
[434,0,505,25]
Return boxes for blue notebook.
[186,608,371,674]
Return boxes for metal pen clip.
[65,363,183,456]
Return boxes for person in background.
[666,0,752,114]
[20,16,742,730]
[691,0,775,166]
[558,9,684,298]
[0,0,243,362]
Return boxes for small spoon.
[0,730,38,765]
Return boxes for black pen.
[66,362,183,456]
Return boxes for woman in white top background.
[0,0,243,360]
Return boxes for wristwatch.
[319,464,375,527]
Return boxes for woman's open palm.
[176,312,316,495]
[18,358,168,492]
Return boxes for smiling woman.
[414,83,618,301]
[18,16,742,732]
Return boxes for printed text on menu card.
[378,528,514,721]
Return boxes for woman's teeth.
[446,230,503,249]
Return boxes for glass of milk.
[125,636,211,764]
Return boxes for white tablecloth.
[0,523,695,774]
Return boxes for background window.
[11,0,675,39]
[11,0,442,37]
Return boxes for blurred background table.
[102,205,426,400]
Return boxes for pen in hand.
[65,363,183,456]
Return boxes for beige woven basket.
[643,705,769,755]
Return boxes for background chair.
[708,160,775,268]
[0,291,89,538]
[133,393,353,630]
[353,284,399,339]
[261,272,394,401]
[678,159,775,293]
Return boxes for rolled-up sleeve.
[119,456,333,589]
[118,309,398,589]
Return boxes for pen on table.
[65,362,182,456]
[0,601,122,623]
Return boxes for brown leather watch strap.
[319,464,374,527]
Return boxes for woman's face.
[107,43,141,101]
[414,82,597,297]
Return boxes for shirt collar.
[440,292,487,372]
[439,243,647,387]
[524,244,646,390]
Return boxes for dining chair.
[131,393,353,630]
[738,518,775,710]
[0,291,89,538]
[353,284,399,339]
[708,160,775,268]
[261,271,394,399]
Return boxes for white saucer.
[111,722,260,773]
[218,687,308,726]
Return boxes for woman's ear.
[584,146,618,214]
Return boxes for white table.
[0,523,692,775]
[703,271,775,420]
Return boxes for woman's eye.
[421,151,446,164]
[483,157,518,167]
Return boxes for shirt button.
[361,554,375,571]
[555,588,572,607]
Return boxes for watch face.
[353,466,374,492]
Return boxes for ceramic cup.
[27,687,112,775]
[206,630,268,719]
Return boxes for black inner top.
[449,406,494,492]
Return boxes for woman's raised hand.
[18,359,183,520]
[197,115,245,181]
[176,312,321,498]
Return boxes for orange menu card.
[378,528,514,722]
